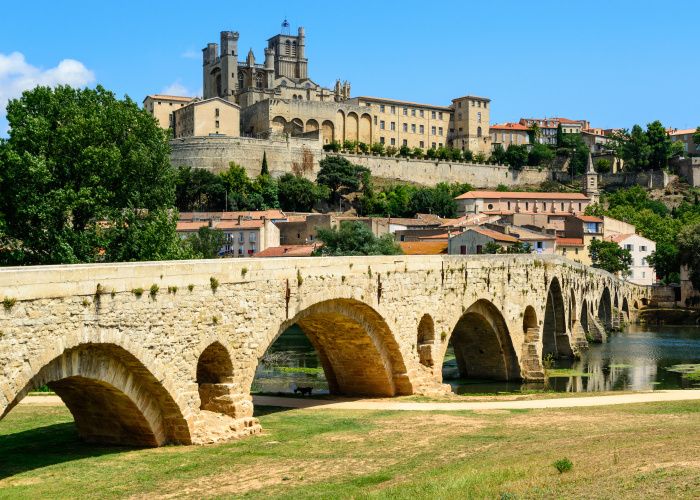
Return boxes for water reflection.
[254,323,700,395]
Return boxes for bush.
[595,159,611,173]
[323,141,340,152]
[553,457,573,473]
[210,277,220,289]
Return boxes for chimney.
[208,219,213,227]
[238,215,243,225]
[638,231,642,235]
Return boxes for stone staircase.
[520,327,545,381]
[570,321,589,351]
[587,311,607,343]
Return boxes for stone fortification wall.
[170,135,551,188]
[552,170,668,190]
[671,157,700,187]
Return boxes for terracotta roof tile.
[399,242,448,255]
[556,237,584,245]
[468,228,519,242]
[576,215,603,223]
[456,191,590,200]
[255,245,316,257]
[490,122,529,131]
[215,220,265,229]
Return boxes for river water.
[253,323,700,395]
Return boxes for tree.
[411,147,424,158]
[505,144,528,169]
[490,144,507,164]
[595,159,611,173]
[474,152,487,163]
[670,140,685,158]
[314,221,403,256]
[251,174,280,209]
[183,226,228,259]
[505,241,533,254]
[0,84,179,265]
[370,142,385,154]
[260,151,269,175]
[462,149,474,162]
[556,123,564,148]
[624,125,651,171]
[527,122,542,144]
[693,127,700,150]
[646,120,672,170]
[527,143,555,168]
[316,156,369,201]
[175,166,226,212]
[399,144,411,156]
[483,241,503,254]
[278,173,328,212]
[538,180,562,193]
[647,242,680,284]
[385,145,398,156]
[220,162,252,196]
[589,239,632,275]
[561,134,589,175]
[677,222,700,290]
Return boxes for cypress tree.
[556,123,563,148]
[261,151,269,176]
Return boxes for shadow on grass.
[0,422,140,480]
[253,405,299,418]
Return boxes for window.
[309,235,314,241]
[625,244,635,251]
[403,123,408,132]
[250,232,256,242]
[403,139,407,146]
[543,202,547,211]
[238,247,243,255]
[477,126,482,137]
[380,137,385,144]
[478,112,482,122]
[215,108,220,116]
[281,81,286,86]
[431,111,436,119]
[525,202,529,211]
[494,132,498,142]
[575,248,579,255]
[419,141,424,148]
[439,127,443,136]
[439,143,443,148]
[374,116,377,125]
[578,203,582,211]
[215,120,219,128]
[380,120,385,130]
[642,257,646,265]
[238,232,244,242]
[411,109,416,117]
[411,124,416,133]
[488,203,494,210]
[366,103,371,107]
[432,142,436,148]
[297,233,300,239]
[630,270,634,278]
[391,122,396,131]
[419,125,424,134]
[510,133,513,142]
[403,107,408,116]
[484,102,488,109]
[640,245,647,252]
[561,203,565,211]
[476,244,483,254]
[460,245,466,254]
[537,241,543,249]
[471,100,475,106]
[458,102,462,108]
[458,113,462,120]
[419,110,424,118]
[390,106,395,114]
[391,138,395,146]
[478,101,481,108]
[590,178,595,186]
[642,271,646,279]
[502,133,505,142]
[439,112,443,120]
[380,105,385,112]
[431,126,436,135]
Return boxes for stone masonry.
[0,255,649,446]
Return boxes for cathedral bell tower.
[583,151,599,205]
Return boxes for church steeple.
[583,151,599,205]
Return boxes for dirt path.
[20,390,700,411]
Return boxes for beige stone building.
[455,191,592,217]
[176,216,280,257]
[667,128,699,155]
[147,21,492,154]
[173,97,240,138]
[143,94,193,130]
[490,122,529,151]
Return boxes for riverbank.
[639,307,700,325]
[2,400,699,499]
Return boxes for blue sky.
[1,1,698,135]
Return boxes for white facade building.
[609,233,656,285]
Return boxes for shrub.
[168,285,178,293]
[188,284,194,291]
[212,316,219,324]
[132,288,144,297]
[440,331,447,341]
[241,267,248,276]
[82,298,90,307]
[210,277,219,289]
[3,297,17,310]
[553,457,573,473]
[150,284,159,296]
[297,269,303,286]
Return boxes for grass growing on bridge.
[1,400,700,499]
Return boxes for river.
[253,323,700,395]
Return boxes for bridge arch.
[523,306,537,336]
[1,342,191,446]
[263,299,410,397]
[580,298,589,334]
[599,287,613,329]
[446,299,520,381]
[542,277,572,358]
[622,297,630,322]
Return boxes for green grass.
[547,369,594,378]
[2,401,700,499]
[273,366,325,375]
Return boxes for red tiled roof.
[455,191,590,200]
[255,245,316,257]
[667,128,697,136]
[576,215,603,223]
[468,228,519,243]
[490,122,529,131]
[419,233,450,240]
[176,221,211,231]
[556,237,584,245]
[399,242,448,255]
[215,220,265,229]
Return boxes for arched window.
[255,73,263,88]
[237,71,244,90]
[477,126,482,138]
[285,40,290,55]
[292,95,296,100]
[281,81,287,86]
[305,83,311,88]
[292,41,297,56]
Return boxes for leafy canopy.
[589,239,632,275]
[314,221,403,256]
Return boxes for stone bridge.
[0,255,650,446]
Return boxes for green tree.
[538,180,562,193]
[175,166,226,212]
[0,84,179,265]
[278,173,328,212]
[589,239,632,275]
[412,147,424,158]
[251,174,280,209]
[490,144,507,164]
[625,125,651,171]
[594,159,611,173]
[260,151,269,175]
[505,144,529,169]
[670,140,685,158]
[314,221,403,256]
[647,242,680,284]
[527,143,555,168]
[385,145,398,156]
[646,120,672,170]
[183,226,228,259]
[556,123,564,148]
[370,142,385,154]
[693,127,700,150]
[474,152,487,163]
[505,241,533,254]
[677,222,700,290]
[527,122,542,145]
[316,155,369,201]
[462,149,474,162]
[220,162,252,196]
[358,142,369,153]
[483,241,503,254]
[561,134,589,175]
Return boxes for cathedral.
[145,20,491,154]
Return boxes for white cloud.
[161,78,193,97]
[181,49,199,59]
[0,52,96,111]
